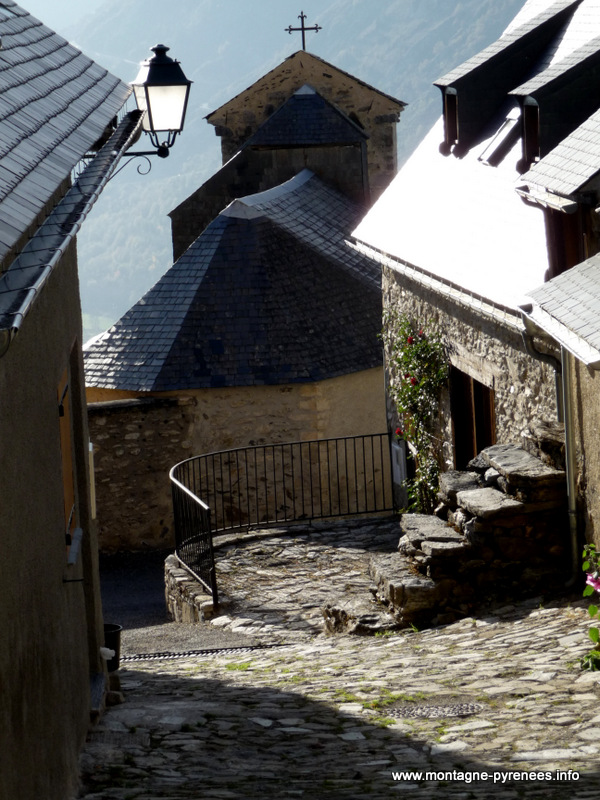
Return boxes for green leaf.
[589,627,600,644]
[589,605,599,618]
[584,585,595,597]
[583,561,591,571]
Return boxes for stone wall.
[573,360,600,548]
[0,241,103,800]
[88,397,196,553]
[383,267,559,470]
[87,368,386,552]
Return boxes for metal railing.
[170,473,219,604]
[169,433,395,603]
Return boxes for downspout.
[561,347,580,586]
[520,312,578,584]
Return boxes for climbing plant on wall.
[382,310,448,513]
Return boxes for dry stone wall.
[371,444,569,629]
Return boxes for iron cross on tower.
[285,11,322,51]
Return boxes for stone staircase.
[323,442,570,634]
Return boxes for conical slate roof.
[84,170,381,392]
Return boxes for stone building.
[521,104,600,550]
[85,171,386,551]
[170,51,405,261]
[353,0,600,557]
[0,3,141,798]
[207,51,404,195]
[85,54,405,553]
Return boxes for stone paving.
[210,518,402,640]
[77,519,600,799]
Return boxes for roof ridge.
[236,169,314,208]
[435,0,582,86]
[511,31,600,94]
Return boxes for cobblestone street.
[78,520,600,799]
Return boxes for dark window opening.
[518,100,540,172]
[440,90,458,155]
[58,368,77,556]
[450,367,496,469]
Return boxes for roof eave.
[0,111,144,357]
[520,302,600,368]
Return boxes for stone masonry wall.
[383,267,559,470]
[573,359,600,549]
[88,397,196,553]
[87,368,386,552]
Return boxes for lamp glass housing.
[132,45,191,142]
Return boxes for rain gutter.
[0,110,144,358]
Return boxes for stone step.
[322,595,401,635]
[369,552,443,626]
[455,486,524,519]
[438,471,480,505]
[478,444,565,488]
[398,513,470,559]
[520,419,565,471]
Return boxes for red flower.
[418,329,425,338]
[410,377,418,386]
[404,373,411,379]
[407,336,414,345]
[395,428,404,438]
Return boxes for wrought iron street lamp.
[131,44,192,158]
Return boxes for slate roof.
[0,112,143,348]
[520,106,600,195]
[523,252,600,366]
[84,170,382,392]
[510,32,600,96]
[0,1,131,266]
[354,0,600,311]
[245,85,368,148]
[435,0,581,87]
[434,0,582,153]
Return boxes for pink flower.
[586,573,600,592]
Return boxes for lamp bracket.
[107,153,154,183]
